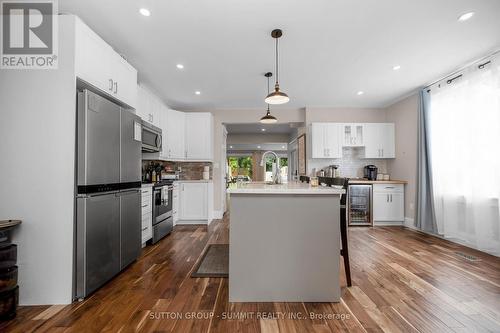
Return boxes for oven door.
[142,124,162,152]
[153,186,173,224]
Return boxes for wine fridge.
[348,185,372,226]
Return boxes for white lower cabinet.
[141,186,153,244]
[373,184,404,224]
[172,183,180,225]
[177,181,213,223]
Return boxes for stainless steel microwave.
[141,121,162,152]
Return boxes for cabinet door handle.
[109,79,113,91]
[381,149,384,157]
[141,204,148,208]
[114,82,118,94]
[387,194,389,202]
[390,194,393,202]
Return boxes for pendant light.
[260,72,278,124]
[265,29,289,105]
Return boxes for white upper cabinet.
[137,84,161,127]
[164,109,186,160]
[342,124,364,147]
[311,123,342,159]
[364,123,395,158]
[185,113,214,161]
[74,17,137,109]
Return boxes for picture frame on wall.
[297,134,306,175]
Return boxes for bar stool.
[332,178,352,287]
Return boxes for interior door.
[120,110,142,183]
[78,90,120,186]
[120,190,141,268]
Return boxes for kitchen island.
[228,182,344,302]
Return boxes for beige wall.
[305,107,387,124]
[385,94,419,221]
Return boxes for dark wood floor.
[2,214,500,332]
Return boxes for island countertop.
[228,181,345,195]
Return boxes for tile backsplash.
[308,147,387,178]
[142,160,212,181]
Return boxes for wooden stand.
[0,220,21,320]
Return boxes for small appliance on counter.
[363,165,378,181]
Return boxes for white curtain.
[429,54,500,256]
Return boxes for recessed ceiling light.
[229,146,233,149]
[261,128,266,132]
[176,64,184,69]
[195,91,201,95]
[139,8,151,17]
[257,145,261,149]
[393,65,401,71]
[458,12,474,22]
[281,146,286,149]
[357,91,364,96]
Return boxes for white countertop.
[175,179,212,183]
[228,182,344,195]
[141,183,153,188]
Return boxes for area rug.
[191,244,229,278]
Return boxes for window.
[428,55,500,256]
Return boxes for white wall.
[0,16,76,305]
[385,94,419,221]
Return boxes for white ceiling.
[226,123,297,134]
[228,143,288,152]
[60,0,500,110]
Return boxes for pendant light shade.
[265,85,289,105]
[260,72,278,124]
[265,29,289,105]
[260,107,278,124]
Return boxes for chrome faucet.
[260,151,282,184]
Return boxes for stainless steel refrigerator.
[75,89,142,299]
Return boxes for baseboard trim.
[212,210,224,220]
[404,217,417,230]
[374,221,404,226]
[176,220,209,225]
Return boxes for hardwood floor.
[2,215,500,332]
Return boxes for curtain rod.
[424,49,500,89]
